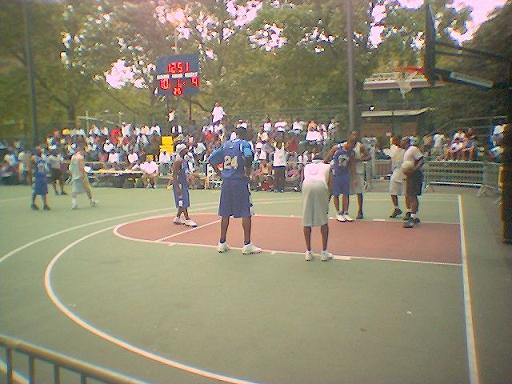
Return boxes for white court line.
[156,219,221,242]
[458,194,480,384]
[44,228,261,384]
[0,208,175,265]
[113,214,461,266]
[1,195,298,265]
[157,241,459,266]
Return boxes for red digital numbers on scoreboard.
[167,61,190,74]
[160,78,170,90]
[191,77,200,87]
[172,87,183,96]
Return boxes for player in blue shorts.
[31,147,50,211]
[324,137,356,222]
[208,126,262,254]
[168,144,197,227]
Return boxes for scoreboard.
[156,53,200,97]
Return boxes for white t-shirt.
[390,145,405,182]
[128,153,138,164]
[212,106,225,123]
[141,161,158,174]
[353,142,365,175]
[303,160,331,187]
[108,152,119,163]
[150,125,161,135]
[193,142,207,156]
[433,134,444,148]
[403,146,423,169]
[453,132,466,141]
[292,121,304,131]
[103,142,114,153]
[159,152,170,164]
[305,130,322,142]
[273,144,287,167]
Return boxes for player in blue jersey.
[208,126,262,254]
[31,147,50,211]
[324,137,356,222]
[168,144,197,227]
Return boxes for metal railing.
[424,161,485,189]
[477,162,503,205]
[361,159,503,195]
[0,334,147,384]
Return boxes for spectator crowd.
[0,113,507,190]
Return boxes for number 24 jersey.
[208,139,253,179]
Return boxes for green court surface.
[1,186,511,384]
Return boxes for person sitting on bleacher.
[447,136,464,160]
[139,155,159,189]
[461,128,478,161]
[158,150,171,175]
[488,134,503,163]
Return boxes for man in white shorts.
[69,143,97,209]
[302,153,333,262]
[389,136,407,218]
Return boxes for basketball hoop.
[395,66,425,98]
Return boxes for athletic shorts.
[219,178,252,218]
[173,184,190,209]
[302,180,329,227]
[350,173,365,194]
[50,168,62,182]
[33,177,48,196]
[71,177,91,194]
[332,174,351,196]
[406,170,424,196]
[389,180,403,196]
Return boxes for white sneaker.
[173,217,185,225]
[90,200,97,207]
[336,213,346,222]
[343,214,353,222]
[321,251,333,261]
[184,219,197,227]
[217,242,230,253]
[242,243,262,255]
[71,203,78,210]
[305,251,313,261]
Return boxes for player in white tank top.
[272,141,287,192]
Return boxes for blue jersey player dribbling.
[208,126,262,254]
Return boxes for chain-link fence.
[362,159,502,196]
[477,162,502,198]
[424,161,485,189]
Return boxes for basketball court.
[3,186,511,384]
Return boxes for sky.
[375,0,508,43]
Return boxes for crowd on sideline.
[0,118,507,189]
[420,125,505,162]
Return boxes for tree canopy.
[0,0,508,139]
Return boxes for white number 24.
[223,155,238,169]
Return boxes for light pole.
[345,0,356,133]
[22,0,38,148]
